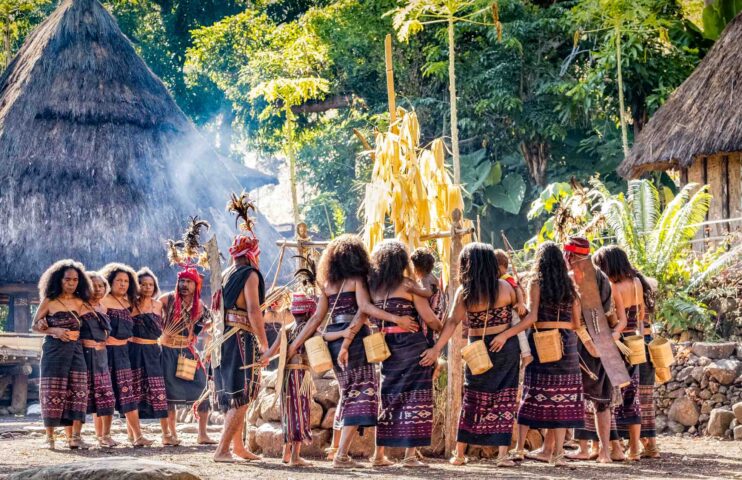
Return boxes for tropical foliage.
[528,178,742,335]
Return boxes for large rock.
[655,414,668,433]
[262,370,278,391]
[246,425,259,453]
[255,422,283,456]
[734,402,742,423]
[704,359,742,385]
[348,427,376,458]
[677,366,694,382]
[259,392,281,422]
[9,458,201,480]
[734,425,742,441]
[707,409,735,437]
[692,342,737,360]
[301,429,332,458]
[310,400,323,428]
[667,419,686,433]
[668,397,699,427]
[321,407,336,430]
[312,378,340,409]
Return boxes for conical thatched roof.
[0,0,285,285]
[620,11,742,178]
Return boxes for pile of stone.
[656,341,742,439]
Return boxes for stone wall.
[656,341,742,440]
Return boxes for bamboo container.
[624,335,647,365]
[364,331,391,363]
[176,355,198,381]
[648,336,674,368]
[305,335,333,373]
[533,329,563,363]
[655,366,671,384]
[461,340,492,375]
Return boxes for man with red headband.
[159,265,215,446]
[563,236,629,464]
[213,231,269,462]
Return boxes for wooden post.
[384,34,397,131]
[445,209,465,454]
[10,294,31,414]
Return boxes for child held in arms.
[494,249,532,367]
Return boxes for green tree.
[0,0,53,68]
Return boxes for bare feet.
[197,436,218,445]
[566,451,594,461]
[289,457,313,467]
[610,449,625,462]
[596,452,613,464]
[213,452,245,463]
[233,448,261,461]
[371,456,395,467]
[525,449,552,463]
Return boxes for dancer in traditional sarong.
[287,234,416,468]
[516,242,585,467]
[129,268,169,438]
[266,293,317,466]
[101,262,153,447]
[32,260,90,449]
[80,271,117,448]
[594,246,657,460]
[213,193,269,462]
[160,266,215,446]
[368,240,442,468]
[563,237,627,463]
[422,242,526,467]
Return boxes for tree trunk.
[520,140,549,187]
[615,25,630,158]
[284,110,300,226]
[448,18,461,184]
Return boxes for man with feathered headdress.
[213,193,269,463]
[158,217,216,446]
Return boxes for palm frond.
[628,179,659,237]
[686,243,742,292]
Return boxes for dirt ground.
[0,418,740,480]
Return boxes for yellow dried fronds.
[362,109,467,284]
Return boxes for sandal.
[449,454,468,466]
[641,445,660,459]
[509,449,526,462]
[131,435,154,447]
[370,456,395,467]
[325,447,338,461]
[626,450,642,462]
[45,434,56,450]
[550,453,567,467]
[102,435,119,447]
[401,456,428,468]
[495,456,516,468]
[332,455,362,469]
[162,434,181,447]
[525,451,551,463]
[69,434,91,450]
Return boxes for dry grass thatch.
[0,0,285,285]
[620,11,742,178]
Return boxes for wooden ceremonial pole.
[385,34,397,132]
[422,209,473,454]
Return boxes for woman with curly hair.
[32,259,91,449]
[129,268,169,441]
[287,234,416,468]
[594,246,657,460]
[79,271,116,447]
[100,262,153,447]
[367,240,442,468]
[516,241,584,466]
[421,242,527,467]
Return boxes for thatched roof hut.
[0,0,285,292]
[620,11,742,237]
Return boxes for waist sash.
[159,334,192,349]
[106,337,129,346]
[225,309,254,332]
[82,339,107,350]
[130,337,159,345]
[535,321,574,330]
[467,323,508,337]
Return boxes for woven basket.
[461,340,493,375]
[624,335,647,365]
[655,366,671,384]
[648,336,674,368]
[305,335,333,373]
[175,355,197,381]
[534,329,563,363]
[364,331,391,363]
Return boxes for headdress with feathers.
[227,192,261,263]
[167,216,211,322]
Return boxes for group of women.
[277,234,658,469]
[33,261,196,449]
[31,232,659,470]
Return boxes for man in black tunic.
[213,207,269,462]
